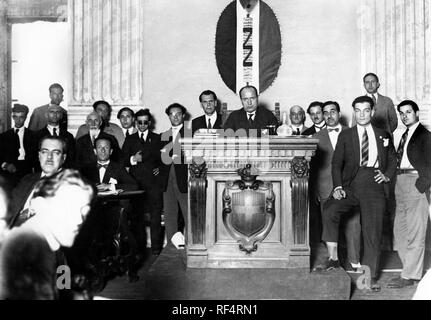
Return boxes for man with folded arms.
[387,100,431,288]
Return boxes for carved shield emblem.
[222,165,275,253]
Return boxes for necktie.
[53,128,58,137]
[126,130,130,137]
[141,132,146,142]
[328,128,340,132]
[372,94,377,105]
[208,118,212,129]
[248,114,254,127]
[14,129,20,149]
[396,128,409,168]
[360,129,369,166]
[295,128,300,135]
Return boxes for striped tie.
[396,128,409,168]
[360,129,369,166]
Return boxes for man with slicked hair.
[192,90,223,134]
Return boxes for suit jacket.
[8,172,43,226]
[80,161,138,191]
[28,104,68,132]
[303,124,326,136]
[159,127,188,193]
[75,122,124,148]
[352,94,398,134]
[35,127,75,169]
[332,125,397,189]
[405,123,431,193]
[75,131,120,169]
[312,126,347,200]
[0,128,38,173]
[191,114,223,134]
[223,106,279,133]
[121,131,162,188]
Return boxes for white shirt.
[291,124,304,134]
[172,124,183,142]
[397,121,420,169]
[15,127,26,160]
[246,111,256,121]
[205,113,218,129]
[314,122,326,133]
[123,127,134,137]
[47,125,60,136]
[367,93,378,104]
[130,130,148,166]
[357,125,378,168]
[327,124,342,150]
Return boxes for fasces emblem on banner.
[215,0,281,94]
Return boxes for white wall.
[141,0,362,132]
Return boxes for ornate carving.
[290,157,309,245]
[291,156,309,178]
[189,159,207,245]
[223,164,275,254]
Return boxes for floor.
[98,244,426,300]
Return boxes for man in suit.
[311,101,361,273]
[289,105,309,135]
[0,104,37,186]
[122,109,163,255]
[160,103,189,246]
[303,101,326,136]
[75,111,120,169]
[192,90,223,134]
[28,83,68,132]
[321,95,397,292]
[8,135,68,227]
[359,73,398,135]
[35,104,75,169]
[387,100,431,288]
[0,169,94,300]
[75,100,124,147]
[117,107,137,146]
[223,85,278,135]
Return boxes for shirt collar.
[47,124,60,133]
[315,122,326,129]
[205,113,218,122]
[172,124,183,131]
[406,121,420,134]
[97,160,110,166]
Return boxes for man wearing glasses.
[8,136,68,227]
[122,109,164,256]
[191,90,223,135]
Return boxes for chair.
[221,102,281,125]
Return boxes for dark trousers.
[322,167,386,278]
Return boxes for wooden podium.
[182,135,318,269]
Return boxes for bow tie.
[328,128,340,132]
[97,163,109,169]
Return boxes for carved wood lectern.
[182,135,318,268]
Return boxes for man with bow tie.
[0,104,37,187]
[75,111,120,169]
[76,136,138,281]
[320,96,397,292]
[122,109,163,256]
[311,101,361,274]
[387,100,431,289]
[303,101,326,136]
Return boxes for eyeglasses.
[137,120,150,125]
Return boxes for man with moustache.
[320,96,397,292]
[311,101,361,273]
[303,101,326,136]
[192,90,223,134]
[387,100,431,288]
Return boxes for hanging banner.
[216,0,281,94]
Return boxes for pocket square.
[109,177,118,184]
